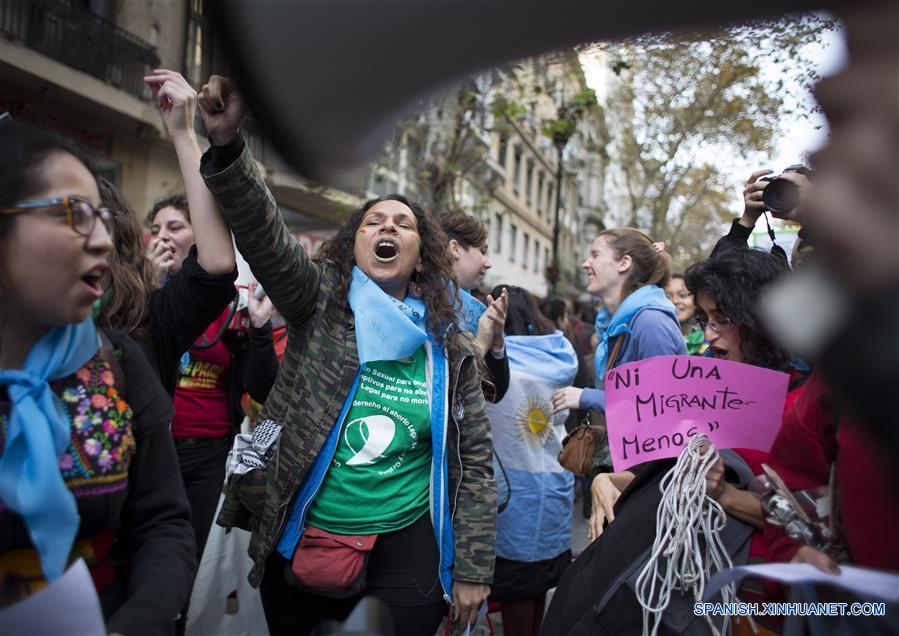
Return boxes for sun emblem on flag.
[515,396,554,446]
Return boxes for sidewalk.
[490,487,592,635]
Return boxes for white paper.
[706,563,899,603]
[459,603,489,636]
[0,558,105,635]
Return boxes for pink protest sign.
[605,356,789,472]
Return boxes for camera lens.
[762,178,799,214]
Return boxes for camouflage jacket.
[202,142,496,589]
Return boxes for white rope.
[634,435,737,636]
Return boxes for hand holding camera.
[739,168,774,228]
[739,165,813,230]
[758,164,813,222]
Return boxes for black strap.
[494,448,511,514]
[194,295,239,350]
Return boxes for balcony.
[0,0,159,101]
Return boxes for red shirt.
[172,310,232,438]
[733,370,807,561]
[764,371,899,571]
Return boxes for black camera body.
[760,164,813,215]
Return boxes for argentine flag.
[487,330,578,563]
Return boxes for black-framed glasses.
[691,314,735,334]
[0,196,115,239]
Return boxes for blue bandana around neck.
[347,267,428,364]
[457,289,487,335]
[594,285,677,387]
[0,319,100,580]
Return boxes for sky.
[580,20,849,218]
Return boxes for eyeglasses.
[691,314,735,334]
[666,290,692,301]
[0,196,115,239]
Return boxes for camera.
[760,164,813,215]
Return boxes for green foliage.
[569,88,598,112]
[490,95,528,122]
[542,118,577,143]
[542,88,600,145]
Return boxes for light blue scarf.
[0,319,100,580]
[458,289,487,335]
[347,267,428,364]
[594,285,677,387]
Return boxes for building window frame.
[523,232,530,269]
[185,0,214,87]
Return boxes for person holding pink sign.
[543,246,810,635]
[551,228,685,539]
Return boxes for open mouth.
[374,238,399,263]
[81,266,108,299]
[709,346,728,359]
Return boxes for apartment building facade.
[0,0,355,234]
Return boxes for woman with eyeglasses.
[0,121,195,633]
[542,246,809,635]
[664,273,707,355]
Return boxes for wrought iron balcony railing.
[0,0,159,101]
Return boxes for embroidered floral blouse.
[0,329,195,634]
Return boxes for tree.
[598,15,836,268]
[382,51,597,217]
[397,76,496,214]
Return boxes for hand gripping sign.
[605,356,789,472]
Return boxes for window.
[545,246,550,270]
[523,233,530,269]
[525,158,534,207]
[510,224,518,262]
[512,147,522,196]
[497,134,508,167]
[369,170,398,197]
[493,213,503,254]
[534,240,540,273]
[185,0,214,87]
[536,172,545,217]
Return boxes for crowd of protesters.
[1,2,897,634]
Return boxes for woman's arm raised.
[144,69,235,276]
[197,75,322,326]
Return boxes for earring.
[409,270,423,299]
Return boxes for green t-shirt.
[306,346,432,534]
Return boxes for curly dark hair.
[684,247,791,370]
[315,194,463,356]
[146,193,189,227]
[96,177,156,339]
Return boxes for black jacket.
[140,246,238,396]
